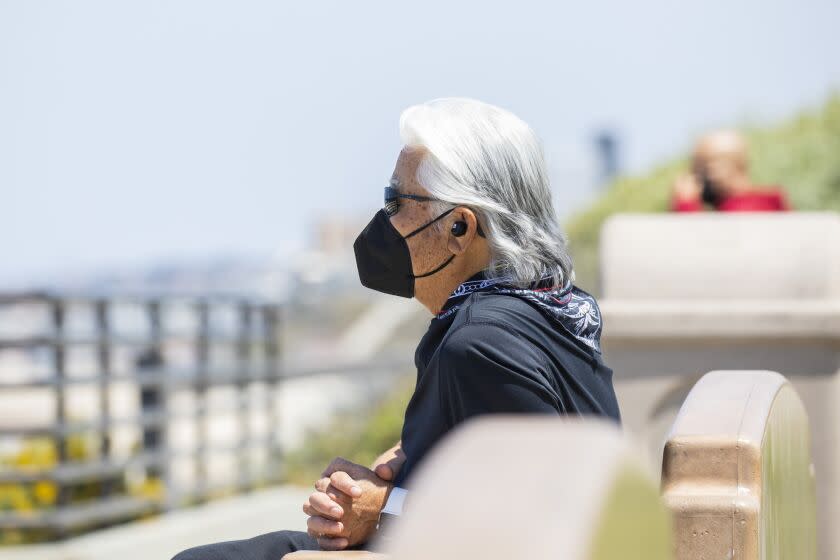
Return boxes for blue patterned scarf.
[436,270,603,354]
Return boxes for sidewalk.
[2,485,311,560]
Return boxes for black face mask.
[353,207,456,298]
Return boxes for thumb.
[374,463,394,481]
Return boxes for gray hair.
[399,97,573,289]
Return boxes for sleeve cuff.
[382,486,408,516]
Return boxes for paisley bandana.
[436,270,603,354]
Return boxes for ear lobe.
[447,230,470,255]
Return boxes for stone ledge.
[601,300,840,339]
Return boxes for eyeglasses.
[384,186,438,216]
[383,185,487,237]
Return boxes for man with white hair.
[173,98,621,559]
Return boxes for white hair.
[399,97,573,288]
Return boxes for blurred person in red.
[671,130,790,212]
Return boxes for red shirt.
[672,187,790,212]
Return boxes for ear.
[447,207,479,255]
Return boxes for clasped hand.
[302,455,397,550]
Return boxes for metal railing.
[0,292,405,540]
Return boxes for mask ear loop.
[403,207,458,279]
[410,254,456,279]
[403,207,455,239]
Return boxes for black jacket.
[393,270,621,488]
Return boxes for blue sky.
[1,0,839,286]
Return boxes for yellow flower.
[33,481,57,505]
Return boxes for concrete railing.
[599,212,840,560]
[662,370,816,560]
[287,417,670,560]
[381,417,670,560]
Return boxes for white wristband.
[382,486,408,516]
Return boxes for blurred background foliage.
[0,431,164,545]
[282,375,414,485]
[567,93,840,293]
[281,93,840,482]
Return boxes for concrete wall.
[599,212,840,560]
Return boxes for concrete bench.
[289,417,671,560]
[661,370,816,560]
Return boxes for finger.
[315,477,339,500]
[308,491,343,519]
[330,471,362,498]
[317,536,349,551]
[303,503,321,517]
[307,515,344,537]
